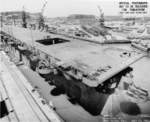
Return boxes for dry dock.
[1,25,150,122]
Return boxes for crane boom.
[97,5,102,15]
[97,5,105,26]
[38,0,48,30]
[41,1,48,15]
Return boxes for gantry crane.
[38,0,48,30]
[97,5,105,27]
[41,0,48,15]
[97,5,113,40]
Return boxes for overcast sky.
[0,0,149,17]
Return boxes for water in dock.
[17,50,150,122]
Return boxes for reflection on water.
[51,87,65,96]
[120,101,141,115]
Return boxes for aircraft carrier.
[1,9,150,122]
